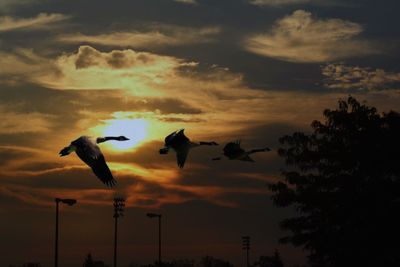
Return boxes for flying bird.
[212,140,270,162]
[159,129,218,168]
[59,136,129,187]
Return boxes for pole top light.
[55,198,77,206]
[113,197,126,218]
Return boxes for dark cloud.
[0,146,38,165]
[0,83,202,122]
[159,117,205,123]
[322,63,400,90]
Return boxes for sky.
[1,0,400,266]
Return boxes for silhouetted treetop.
[200,256,234,267]
[270,97,400,267]
[253,250,284,267]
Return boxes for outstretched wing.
[240,155,255,162]
[73,137,117,187]
[165,130,178,145]
[248,147,271,154]
[84,154,116,187]
[176,148,189,169]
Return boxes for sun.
[102,119,148,150]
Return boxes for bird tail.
[242,155,255,162]
[159,147,169,155]
[59,145,75,156]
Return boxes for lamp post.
[242,236,250,267]
[54,198,77,267]
[147,213,162,266]
[113,198,125,267]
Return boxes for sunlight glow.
[102,119,148,150]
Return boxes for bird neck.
[190,142,201,148]
[96,136,120,143]
[199,141,217,146]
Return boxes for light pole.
[147,213,162,266]
[113,198,125,267]
[242,236,250,267]
[54,198,77,267]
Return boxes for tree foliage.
[270,97,400,267]
[83,253,94,267]
[200,256,234,267]
[253,250,284,267]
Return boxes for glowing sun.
[102,119,148,150]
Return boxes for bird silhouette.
[59,136,129,187]
[212,140,270,162]
[159,129,218,168]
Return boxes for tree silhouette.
[270,97,400,267]
[83,253,109,267]
[253,250,284,267]
[83,253,95,267]
[199,256,234,267]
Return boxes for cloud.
[249,0,310,6]
[73,45,176,69]
[0,48,60,85]
[0,0,38,11]
[57,26,219,49]
[0,45,356,136]
[0,13,68,32]
[41,45,182,97]
[243,10,376,63]
[174,0,198,5]
[0,106,53,134]
[322,63,400,90]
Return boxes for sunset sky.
[1,0,400,266]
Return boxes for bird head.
[118,136,130,141]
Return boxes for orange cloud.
[174,0,198,5]
[58,26,219,48]
[0,13,68,32]
[0,106,53,134]
[244,10,377,63]
[322,63,400,90]
[250,0,310,6]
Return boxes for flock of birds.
[59,129,271,187]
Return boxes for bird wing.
[72,137,116,187]
[165,129,190,148]
[248,147,271,154]
[241,155,255,162]
[176,129,190,142]
[176,147,189,169]
[164,130,178,145]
